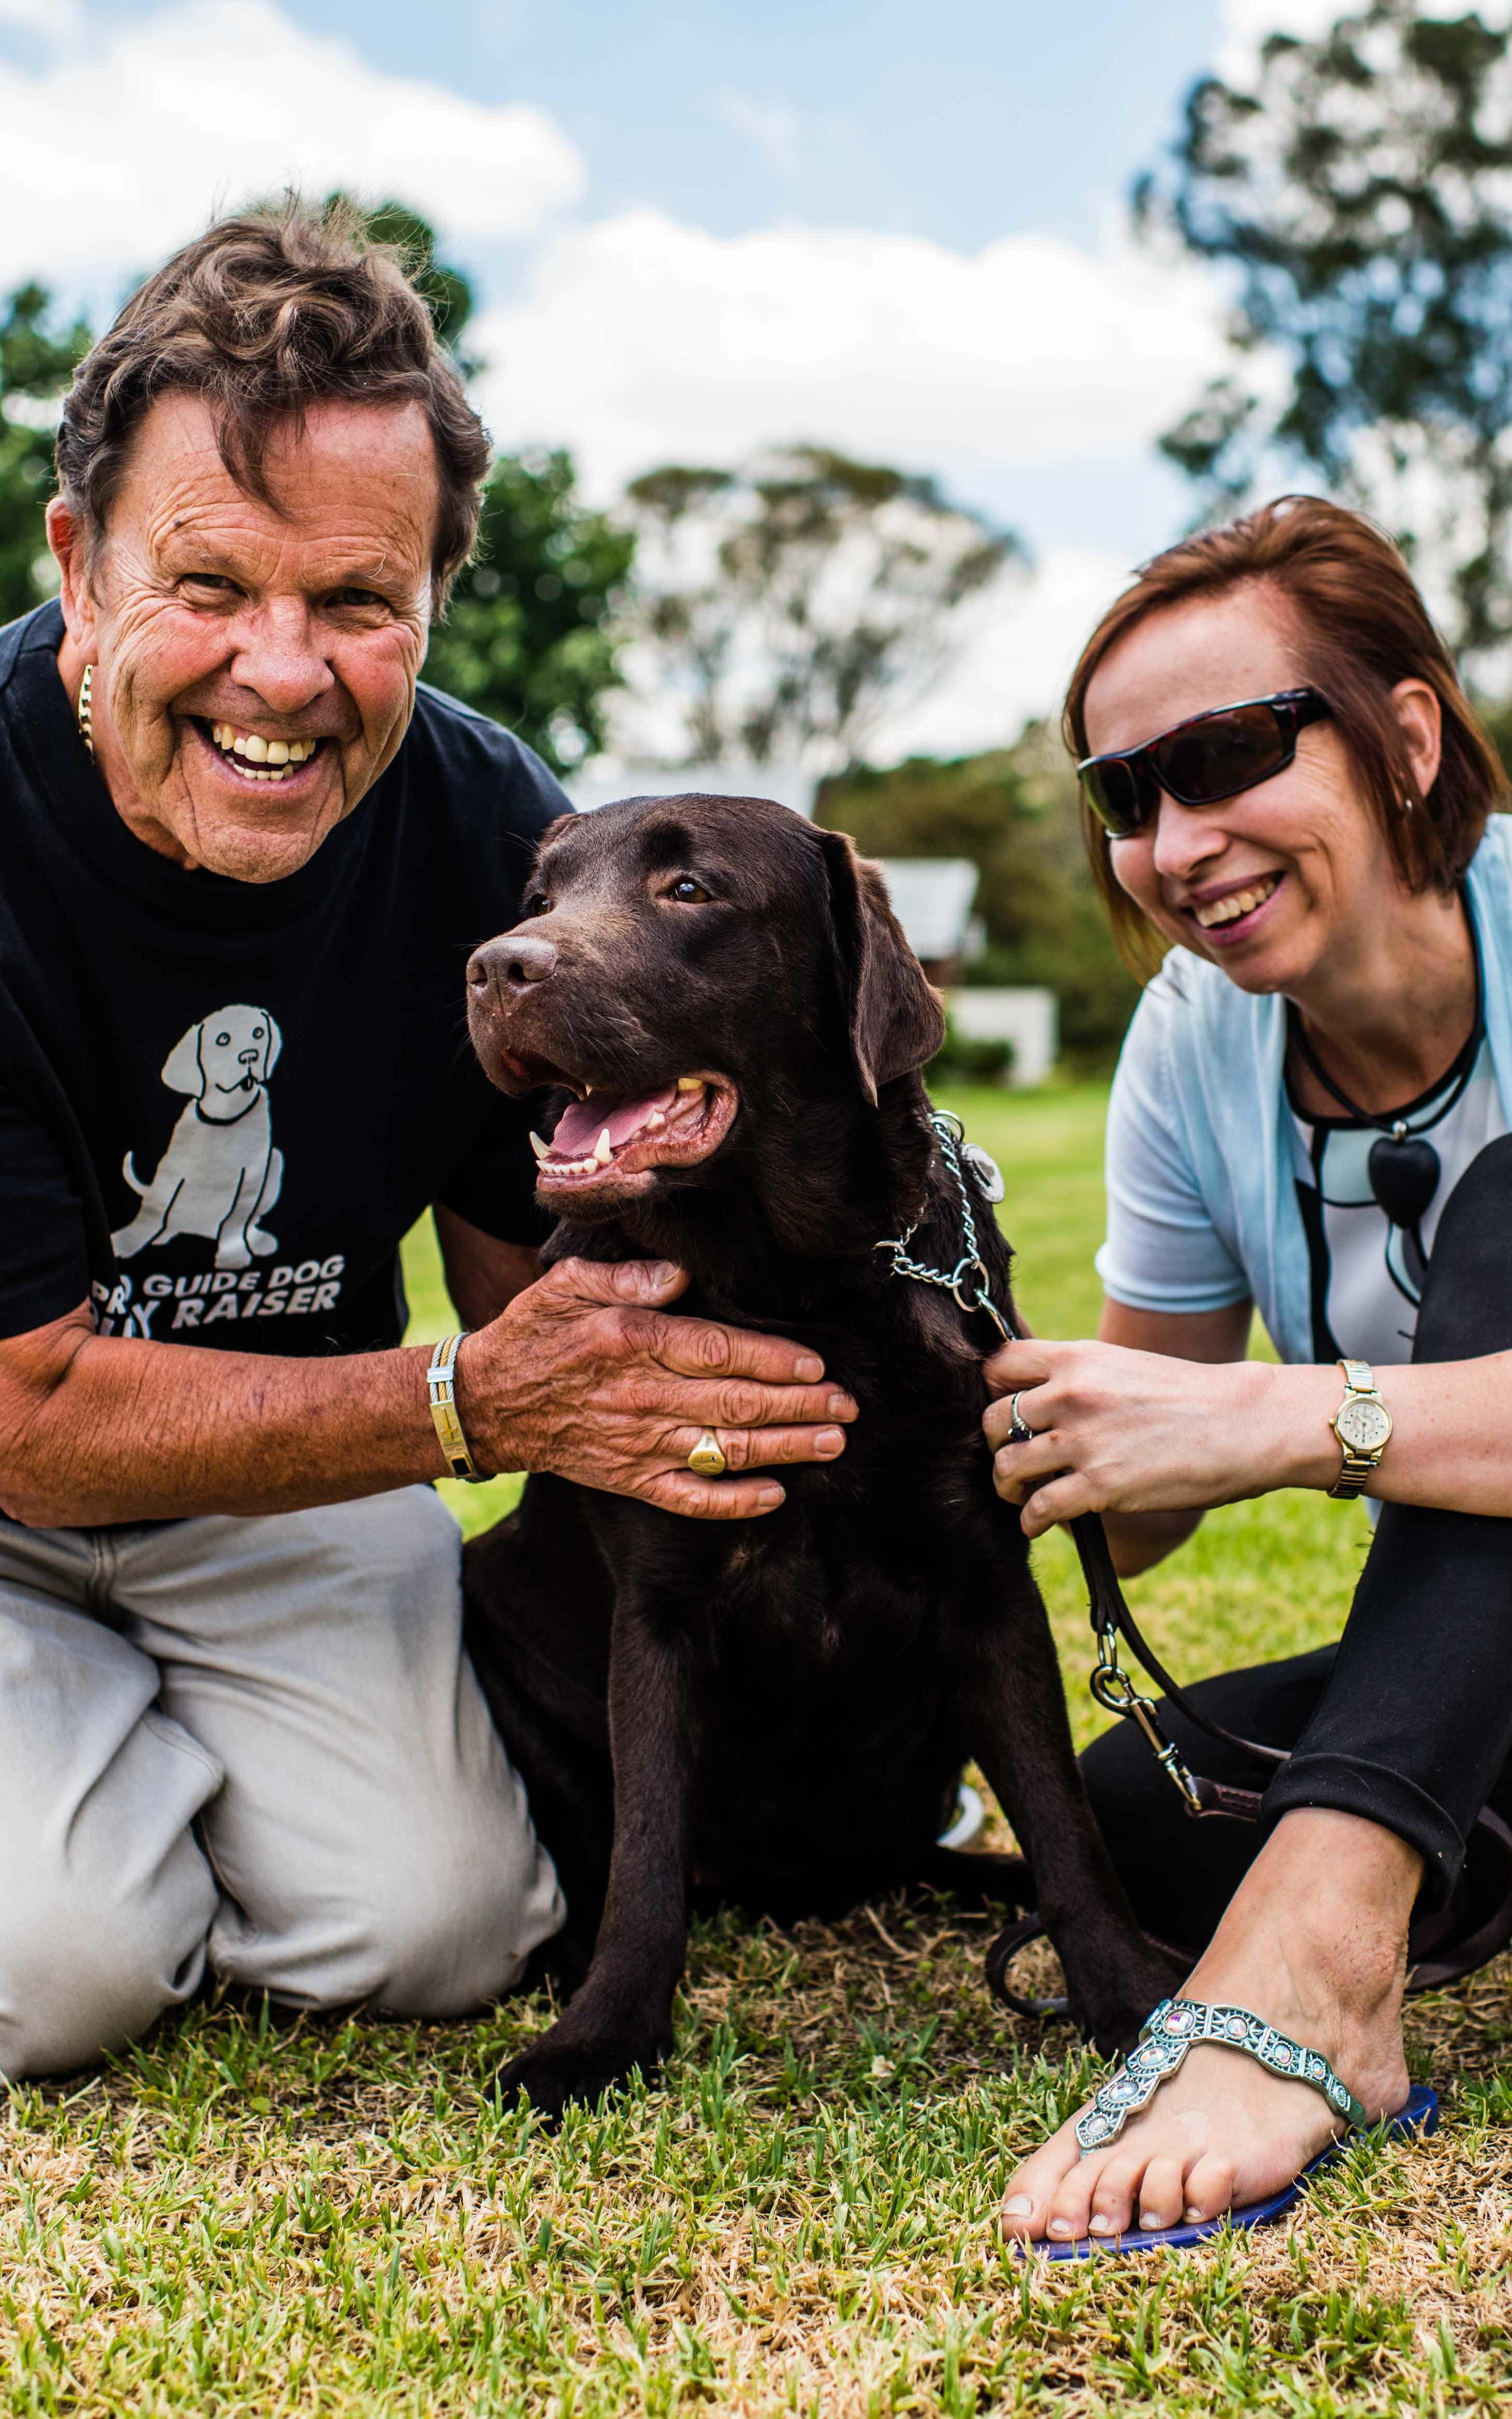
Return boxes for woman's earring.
[77,662,95,760]
[1400,791,1414,812]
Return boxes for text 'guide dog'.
[461,793,1177,2118]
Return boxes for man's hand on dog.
[456,1258,856,1518]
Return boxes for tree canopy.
[0,281,90,625]
[1138,1,1512,664]
[622,445,1023,772]
[423,450,634,772]
[817,725,1140,1060]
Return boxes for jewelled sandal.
[1026,1997,1439,2259]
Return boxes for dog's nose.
[467,933,559,997]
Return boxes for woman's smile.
[1181,867,1285,944]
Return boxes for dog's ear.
[259,1010,282,1078]
[817,828,946,1105]
[161,1022,206,1096]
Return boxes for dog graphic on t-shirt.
[112,1005,284,1272]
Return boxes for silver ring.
[1007,1390,1035,1445]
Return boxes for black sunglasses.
[1078,688,1332,840]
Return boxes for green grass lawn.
[5,1083,1509,2416]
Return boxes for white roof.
[875,858,980,960]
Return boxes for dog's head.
[465,794,944,1252]
[163,1004,282,1119]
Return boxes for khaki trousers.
[0,1484,564,2080]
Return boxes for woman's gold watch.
[1328,1357,1393,1499]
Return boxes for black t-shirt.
[0,602,566,1355]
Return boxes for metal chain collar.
[874,1111,1011,1341]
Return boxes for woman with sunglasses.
[990,495,1512,2253]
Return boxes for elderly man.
[0,204,853,2080]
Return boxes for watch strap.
[1328,1357,1385,1501]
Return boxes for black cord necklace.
[1286,898,1484,1243]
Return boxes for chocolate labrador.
[461,793,1177,2117]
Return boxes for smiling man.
[0,203,852,2081]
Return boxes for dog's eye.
[524,895,551,918]
[667,877,711,904]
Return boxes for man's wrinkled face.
[48,392,439,882]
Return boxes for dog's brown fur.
[462,794,1177,2116]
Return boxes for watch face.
[1337,1396,1392,1453]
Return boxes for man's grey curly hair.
[55,197,490,612]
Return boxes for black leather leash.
[888,1115,1512,2015]
[880,1112,1279,1824]
[1066,1508,1276,1823]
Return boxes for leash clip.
[1090,1621,1206,1820]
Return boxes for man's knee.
[0,1861,210,2081]
[348,1834,560,2015]
[218,1800,565,2020]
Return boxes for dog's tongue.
[551,1084,681,1157]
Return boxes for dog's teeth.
[676,1077,702,1093]
[646,1109,666,1129]
[594,1128,613,1166]
[529,1131,549,1161]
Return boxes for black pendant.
[1368,1133,1441,1230]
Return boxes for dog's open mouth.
[530,1075,738,1195]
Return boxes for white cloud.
[473,208,1226,499]
[0,0,584,288]
[1219,0,1344,61]
[0,0,81,28]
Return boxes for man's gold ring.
[688,1429,728,1478]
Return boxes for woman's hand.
[982,1336,1335,1537]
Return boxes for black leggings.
[1082,1131,1512,1940]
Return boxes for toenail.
[1087,2214,1113,2234]
[1003,2196,1032,2216]
[1047,2219,1072,2238]
[1139,2213,1164,2230]
[1184,2206,1203,2222]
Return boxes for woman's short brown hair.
[55,196,490,611]
[1064,495,1508,972]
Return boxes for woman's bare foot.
[1001,1810,1423,2244]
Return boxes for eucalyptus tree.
[623,445,1023,771]
[1139,2,1512,664]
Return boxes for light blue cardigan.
[1094,817,1512,1366]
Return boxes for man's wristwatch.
[1328,1357,1393,1499]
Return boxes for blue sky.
[0,0,1322,750]
[206,0,1223,255]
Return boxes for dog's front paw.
[496,2020,671,2123]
